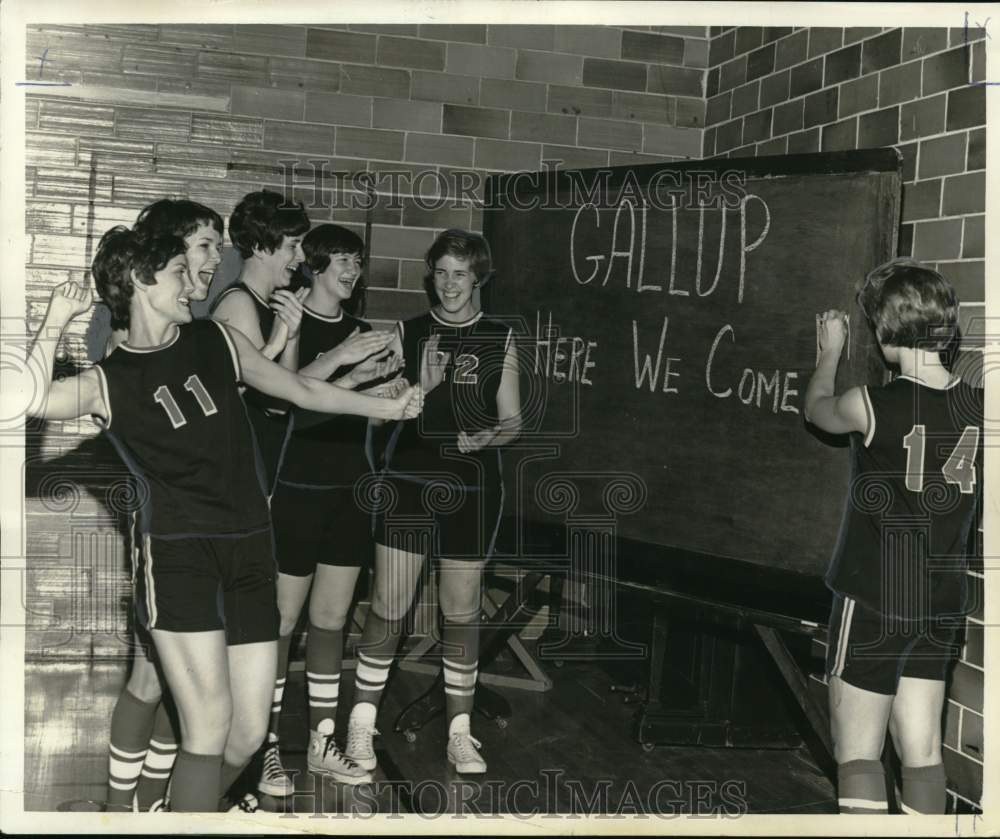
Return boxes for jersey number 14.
[902,425,979,494]
[153,375,219,429]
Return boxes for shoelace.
[450,732,483,760]
[320,734,361,769]
[347,724,379,756]
[263,744,286,778]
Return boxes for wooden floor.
[24,642,836,816]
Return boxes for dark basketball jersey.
[826,376,983,620]
[93,319,271,537]
[279,306,374,486]
[211,282,289,416]
[385,310,512,488]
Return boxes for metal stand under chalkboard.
[620,584,833,765]
[617,582,903,798]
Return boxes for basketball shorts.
[271,479,375,576]
[825,593,961,695]
[132,528,280,645]
[372,472,504,561]
[246,405,290,496]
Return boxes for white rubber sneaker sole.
[346,753,378,772]
[307,759,373,786]
[447,753,487,774]
[257,776,295,797]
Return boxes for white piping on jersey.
[303,306,345,323]
[142,533,158,628]
[503,327,513,357]
[430,309,483,328]
[213,320,243,382]
[130,511,139,586]
[241,284,271,309]
[896,374,962,391]
[861,386,875,447]
[119,325,181,354]
[831,596,855,678]
[213,285,242,306]
[92,365,113,429]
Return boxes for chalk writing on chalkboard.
[486,151,901,575]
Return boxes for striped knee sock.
[170,751,223,812]
[901,763,946,814]
[353,610,403,708]
[268,633,293,738]
[442,619,479,724]
[838,759,888,814]
[107,689,158,807]
[306,624,343,732]
[134,700,178,810]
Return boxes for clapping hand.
[336,328,395,367]
[370,376,411,400]
[271,287,308,339]
[457,427,499,453]
[388,384,424,420]
[420,334,450,392]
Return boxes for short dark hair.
[229,190,310,258]
[858,258,959,352]
[134,198,223,241]
[303,224,365,273]
[423,229,493,306]
[303,224,367,316]
[92,226,186,327]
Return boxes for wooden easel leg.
[392,571,550,737]
[752,623,835,768]
[397,633,440,677]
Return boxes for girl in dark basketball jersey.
[263,224,401,792]
[211,190,311,495]
[344,229,521,776]
[805,259,983,816]
[99,200,224,812]
[26,228,423,813]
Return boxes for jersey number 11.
[153,375,219,429]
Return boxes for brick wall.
[23,23,708,656]
[24,23,708,329]
[704,25,987,812]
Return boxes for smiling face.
[144,254,195,324]
[432,254,477,321]
[317,251,363,303]
[258,233,305,289]
[184,223,223,301]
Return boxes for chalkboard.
[483,150,902,578]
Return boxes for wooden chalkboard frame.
[484,148,903,209]
[482,149,903,589]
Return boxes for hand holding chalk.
[816,309,848,357]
